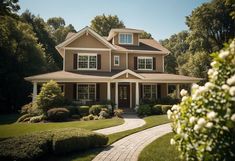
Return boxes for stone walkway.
[93,123,171,161]
[94,114,146,135]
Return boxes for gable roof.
[111,69,144,79]
[107,28,144,41]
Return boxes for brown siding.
[64,50,110,72]
[111,83,115,103]
[67,33,108,48]
[112,33,139,46]
[99,83,107,101]
[128,53,164,72]
[64,83,73,100]
[111,53,126,70]
[160,83,168,97]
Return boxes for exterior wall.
[116,73,139,79]
[99,83,107,101]
[64,49,110,72]
[67,33,108,48]
[111,53,126,70]
[160,83,168,97]
[128,53,164,73]
[132,83,135,108]
[111,83,115,103]
[64,83,74,100]
[112,33,139,46]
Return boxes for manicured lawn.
[0,117,124,138]
[138,132,182,161]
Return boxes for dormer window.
[119,33,133,44]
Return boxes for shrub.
[52,128,108,155]
[36,80,65,112]
[88,114,95,120]
[20,102,33,114]
[152,105,162,115]
[161,105,172,114]
[66,106,78,115]
[114,109,123,118]
[89,105,106,115]
[82,116,90,121]
[156,96,180,105]
[169,41,235,160]
[137,104,152,116]
[17,113,34,122]
[78,106,90,116]
[0,132,53,161]
[29,115,45,123]
[20,103,42,115]
[99,110,109,119]
[71,115,80,120]
[47,108,70,122]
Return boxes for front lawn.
[138,132,182,161]
[0,116,124,138]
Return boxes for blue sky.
[19,0,208,40]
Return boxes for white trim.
[76,83,96,101]
[64,47,111,51]
[130,82,132,108]
[118,33,133,45]
[135,82,139,107]
[166,83,169,95]
[77,53,97,70]
[137,56,153,71]
[111,69,144,79]
[126,52,128,69]
[109,50,111,72]
[63,48,65,71]
[113,50,168,54]
[115,82,118,108]
[107,82,111,100]
[114,55,120,66]
[32,82,37,102]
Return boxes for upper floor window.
[137,57,153,70]
[119,33,133,44]
[114,55,120,66]
[77,54,97,70]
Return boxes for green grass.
[138,132,182,161]
[0,117,124,138]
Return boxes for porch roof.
[25,70,202,83]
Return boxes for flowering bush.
[168,40,235,161]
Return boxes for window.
[77,54,97,70]
[114,55,120,66]
[119,33,133,44]
[77,84,96,100]
[138,57,153,70]
[143,85,156,100]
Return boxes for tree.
[47,17,65,30]
[186,0,235,53]
[140,32,152,39]
[0,0,20,16]
[90,14,125,36]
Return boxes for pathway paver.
[92,123,171,161]
[94,114,146,135]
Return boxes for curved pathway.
[93,123,171,161]
[94,114,146,135]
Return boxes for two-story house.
[25,26,201,108]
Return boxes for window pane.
[127,35,132,43]
[120,34,132,44]
[146,58,152,69]
[114,56,119,65]
[152,85,156,99]
[78,56,88,68]
[143,85,151,99]
[77,85,89,100]
[138,58,145,69]
[89,85,95,100]
[89,56,97,69]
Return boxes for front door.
[118,85,130,108]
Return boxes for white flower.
[189,116,196,123]
[219,50,229,59]
[231,114,235,122]
[210,61,217,68]
[227,75,235,85]
[229,86,235,96]
[194,124,201,131]
[222,84,230,91]
[192,84,199,90]
[208,69,214,75]
[167,110,172,119]
[206,122,213,128]
[176,127,181,134]
[170,138,176,145]
[180,89,188,96]
[197,118,206,126]
[182,96,188,102]
[222,126,229,131]
[207,111,217,120]
[171,105,179,111]
[205,82,214,89]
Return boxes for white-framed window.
[114,55,120,66]
[137,57,153,70]
[77,53,97,70]
[142,84,156,100]
[77,84,96,100]
[119,33,133,44]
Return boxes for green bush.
[161,105,172,114]
[152,105,162,115]
[0,132,53,161]
[78,106,90,116]
[52,128,108,155]
[114,109,123,118]
[66,106,78,115]
[36,80,65,112]
[88,114,95,120]
[137,104,152,116]
[71,115,80,120]
[89,105,106,115]
[29,115,45,123]
[17,113,34,122]
[47,108,70,122]
[156,96,180,105]
[99,110,109,119]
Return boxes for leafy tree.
[140,32,152,39]
[47,17,65,30]
[186,0,235,53]
[90,14,125,36]
[0,0,20,16]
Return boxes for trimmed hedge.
[78,106,90,116]
[47,108,70,122]
[137,104,172,116]
[0,128,108,160]
[152,105,162,115]
[137,104,152,116]
[89,105,106,116]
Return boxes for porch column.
[176,84,180,98]
[107,82,111,100]
[33,81,37,102]
[135,82,139,108]
[130,82,132,108]
[115,82,118,108]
